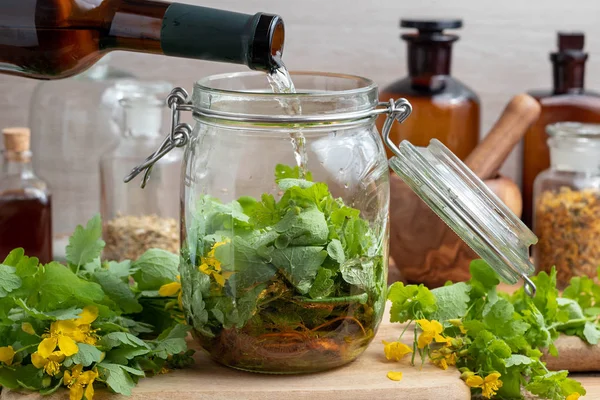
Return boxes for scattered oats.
[103,214,179,261]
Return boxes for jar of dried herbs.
[533,122,600,286]
[100,81,181,261]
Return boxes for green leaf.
[326,239,345,264]
[275,164,312,181]
[0,366,20,389]
[105,347,151,365]
[309,268,335,299]
[92,270,142,314]
[533,268,559,322]
[98,332,150,350]
[468,259,500,295]
[429,282,470,323]
[39,377,64,395]
[270,246,327,294]
[215,238,277,290]
[388,282,437,323]
[583,321,600,345]
[106,260,133,279]
[64,343,104,367]
[15,365,43,391]
[248,194,281,228]
[13,298,82,321]
[66,214,105,268]
[0,264,22,297]
[340,259,375,292]
[34,262,104,310]
[151,324,190,359]
[131,249,179,291]
[97,363,139,396]
[274,206,328,246]
[483,299,514,331]
[505,354,534,368]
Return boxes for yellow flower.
[566,394,581,400]
[382,340,413,361]
[64,364,98,400]
[430,349,457,370]
[159,276,181,297]
[416,319,446,349]
[199,240,233,287]
[0,346,15,365]
[448,319,468,334]
[386,371,403,381]
[466,372,503,399]
[31,351,65,376]
[22,322,36,335]
[38,306,99,358]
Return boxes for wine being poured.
[266,54,308,179]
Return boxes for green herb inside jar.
[179,165,387,373]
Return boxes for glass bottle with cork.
[100,81,179,262]
[522,32,600,228]
[377,19,480,161]
[0,0,285,80]
[0,127,52,264]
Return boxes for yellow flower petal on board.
[58,335,79,356]
[77,306,98,325]
[84,381,95,400]
[465,374,484,388]
[69,384,84,400]
[386,371,403,381]
[382,340,413,361]
[0,346,15,365]
[158,281,181,297]
[22,322,36,335]
[38,337,58,358]
[566,393,581,400]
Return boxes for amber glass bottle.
[378,19,480,161]
[0,0,285,80]
[0,128,52,264]
[521,32,600,228]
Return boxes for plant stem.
[549,317,596,330]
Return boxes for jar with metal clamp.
[125,71,538,374]
[100,81,178,262]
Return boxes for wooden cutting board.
[2,307,470,400]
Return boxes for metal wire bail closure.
[123,87,193,188]
[380,98,413,158]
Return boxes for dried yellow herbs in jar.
[534,186,600,286]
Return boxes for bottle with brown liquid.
[0,128,52,264]
[521,32,600,228]
[0,0,285,80]
[378,19,480,161]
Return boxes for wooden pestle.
[388,94,541,286]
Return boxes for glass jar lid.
[389,139,537,295]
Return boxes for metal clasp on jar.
[123,87,413,188]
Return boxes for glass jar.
[100,81,179,262]
[533,122,600,286]
[28,56,135,261]
[127,71,538,374]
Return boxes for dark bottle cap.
[400,19,463,32]
[249,13,285,72]
[557,32,584,52]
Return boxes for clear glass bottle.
[100,81,180,262]
[522,32,600,228]
[127,71,537,374]
[29,57,135,260]
[533,122,600,287]
[0,127,52,264]
[377,19,480,161]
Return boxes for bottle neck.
[549,137,600,173]
[404,34,455,90]
[551,54,587,94]
[2,151,34,178]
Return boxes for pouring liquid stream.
[266,55,308,178]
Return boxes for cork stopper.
[2,127,31,153]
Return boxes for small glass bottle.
[533,122,600,287]
[0,127,52,264]
[100,81,180,261]
[377,19,480,161]
[522,32,600,228]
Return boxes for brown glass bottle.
[377,19,480,161]
[0,128,52,264]
[521,32,600,228]
[0,0,285,80]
